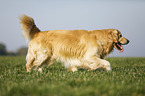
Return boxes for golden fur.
[20,15,129,72]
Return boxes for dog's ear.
[112,29,119,42]
[108,29,118,42]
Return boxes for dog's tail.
[20,14,40,41]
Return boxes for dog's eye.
[119,34,122,38]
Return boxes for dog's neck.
[98,39,114,59]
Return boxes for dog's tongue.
[118,44,124,53]
[120,46,124,53]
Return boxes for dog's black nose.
[127,39,130,44]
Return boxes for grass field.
[0,56,145,96]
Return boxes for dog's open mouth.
[114,42,124,53]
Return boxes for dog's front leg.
[88,57,112,71]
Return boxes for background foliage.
[0,43,27,56]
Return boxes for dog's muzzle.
[114,37,129,53]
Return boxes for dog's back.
[29,30,97,69]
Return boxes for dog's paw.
[68,67,78,72]
[38,68,43,73]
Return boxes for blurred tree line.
[0,43,28,56]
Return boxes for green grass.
[0,56,145,96]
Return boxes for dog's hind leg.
[47,59,54,66]
[36,57,54,72]
[32,52,49,72]
[26,47,50,72]
[26,50,35,72]
[68,66,78,72]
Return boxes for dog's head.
[111,29,129,52]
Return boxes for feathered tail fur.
[20,15,40,41]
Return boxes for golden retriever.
[20,15,129,72]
